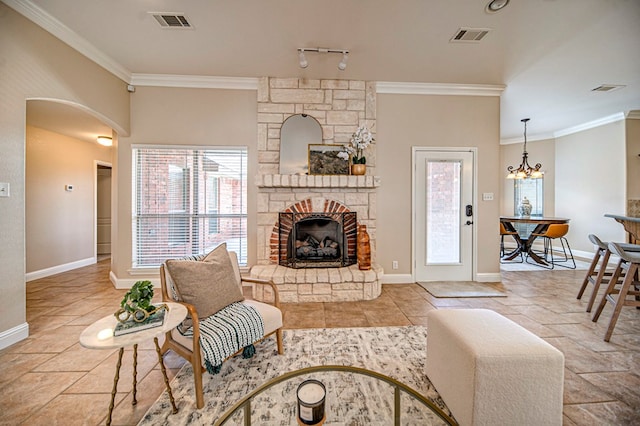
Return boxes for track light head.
[296,47,349,70]
[298,50,308,68]
[338,51,349,70]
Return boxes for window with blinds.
[132,146,247,267]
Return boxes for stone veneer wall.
[255,77,378,265]
[256,77,377,175]
[252,78,382,302]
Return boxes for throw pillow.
[166,244,244,319]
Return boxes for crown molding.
[4,0,132,82]
[376,81,505,96]
[500,132,556,145]
[553,112,626,138]
[626,110,640,120]
[130,74,259,90]
[501,111,632,144]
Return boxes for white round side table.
[79,302,187,426]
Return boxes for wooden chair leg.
[586,250,612,312]
[604,263,638,342]
[577,249,602,299]
[276,328,284,355]
[592,260,624,323]
[192,340,205,409]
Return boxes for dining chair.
[527,223,576,269]
[591,242,640,342]
[500,222,522,263]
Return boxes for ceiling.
[12,0,640,143]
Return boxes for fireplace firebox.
[279,212,357,268]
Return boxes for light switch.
[482,192,494,201]
[0,182,9,197]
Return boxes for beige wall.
[500,138,556,217]
[377,94,501,277]
[112,86,257,283]
[26,126,112,273]
[555,121,626,252]
[0,4,129,342]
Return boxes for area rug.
[139,326,452,425]
[500,258,592,272]
[418,281,507,298]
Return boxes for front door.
[414,148,475,281]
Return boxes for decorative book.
[114,308,166,336]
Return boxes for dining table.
[500,216,571,266]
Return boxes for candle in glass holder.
[296,379,326,425]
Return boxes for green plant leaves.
[121,280,155,313]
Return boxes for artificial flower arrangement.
[337,125,374,164]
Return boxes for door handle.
[465,220,473,225]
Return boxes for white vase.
[518,197,532,217]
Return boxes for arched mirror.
[279,114,323,174]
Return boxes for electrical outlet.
[392,260,398,270]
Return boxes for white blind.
[132,146,247,267]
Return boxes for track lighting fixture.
[298,50,308,68]
[297,48,350,70]
[338,51,349,70]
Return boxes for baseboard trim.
[382,273,414,284]
[476,272,502,282]
[0,322,29,350]
[26,257,96,282]
[110,270,160,289]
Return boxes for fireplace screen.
[279,212,357,268]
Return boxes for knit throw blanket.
[179,302,264,374]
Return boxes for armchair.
[159,249,284,409]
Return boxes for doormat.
[418,281,507,298]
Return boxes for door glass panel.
[426,160,461,264]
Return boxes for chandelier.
[506,118,543,179]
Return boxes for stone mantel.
[256,174,380,189]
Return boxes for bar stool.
[500,222,522,263]
[577,234,616,312]
[591,242,640,342]
[527,223,575,269]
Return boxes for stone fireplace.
[250,77,383,302]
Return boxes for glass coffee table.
[215,365,457,425]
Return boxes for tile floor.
[1,259,639,425]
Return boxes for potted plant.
[116,280,159,322]
[338,125,374,175]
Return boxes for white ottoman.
[426,309,564,426]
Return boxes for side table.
[79,302,187,425]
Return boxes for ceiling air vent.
[591,84,625,93]
[450,27,491,43]
[151,13,192,28]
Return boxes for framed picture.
[308,144,349,175]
